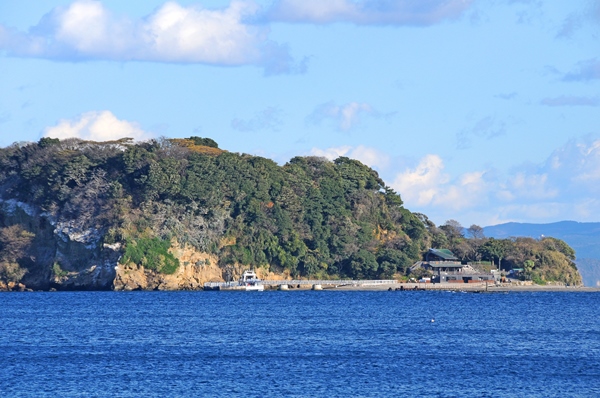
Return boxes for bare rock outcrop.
[0,199,118,290]
[113,243,223,291]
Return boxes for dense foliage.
[121,236,179,274]
[0,137,582,285]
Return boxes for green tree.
[480,238,510,269]
[188,136,219,148]
[345,249,378,279]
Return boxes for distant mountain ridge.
[484,221,600,287]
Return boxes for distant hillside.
[484,221,600,287]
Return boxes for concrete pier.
[204,279,398,290]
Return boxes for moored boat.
[240,270,264,291]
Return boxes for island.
[0,137,582,291]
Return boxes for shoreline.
[2,282,599,293]
[325,282,600,292]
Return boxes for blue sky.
[1,0,600,227]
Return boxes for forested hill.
[485,221,600,287]
[0,137,582,290]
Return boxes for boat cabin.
[240,270,259,283]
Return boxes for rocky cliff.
[0,198,115,290]
[114,242,223,291]
[0,198,234,291]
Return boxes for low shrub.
[121,237,180,275]
[52,263,68,278]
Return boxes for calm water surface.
[1,291,599,397]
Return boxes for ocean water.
[1,291,599,397]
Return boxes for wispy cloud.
[540,95,600,107]
[500,0,544,25]
[0,0,298,74]
[555,1,600,39]
[456,116,506,150]
[563,58,600,81]
[266,0,473,25]
[231,107,283,132]
[44,110,153,141]
[308,101,390,131]
[556,13,583,39]
[494,92,517,100]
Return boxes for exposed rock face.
[0,199,118,291]
[113,241,223,291]
[113,245,295,291]
[255,266,292,281]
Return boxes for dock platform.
[203,279,398,291]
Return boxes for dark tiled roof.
[429,248,458,260]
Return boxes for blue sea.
[1,291,599,397]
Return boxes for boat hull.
[244,284,264,291]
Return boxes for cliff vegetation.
[0,137,582,289]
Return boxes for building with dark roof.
[413,248,499,284]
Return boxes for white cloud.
[545,137,600,188]
[444,136,600,223]
[350,145,391,170]
[267,0,473,25]
[505,172,558,200]
[392,154,448,206]
[0,0,296,73]
[142,1,263,64]
[44,111,152,141]
[308,101,378,131]
[310,145,352,160]
[309,145,390,170]
[392,155,489,211]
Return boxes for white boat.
[240,270,264,291]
